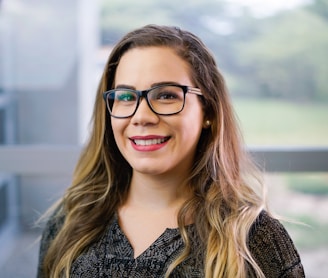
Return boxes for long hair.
[43,24,266,277]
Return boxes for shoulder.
[41,203,66,244]
[248,210,305,277]
[37,203,65,277]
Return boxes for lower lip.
[130,139,169,152]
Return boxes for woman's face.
[111,46,205,178]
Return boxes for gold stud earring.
[204,120,211,127]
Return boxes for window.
[0,0,327,276]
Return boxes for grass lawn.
[232,98,328,146]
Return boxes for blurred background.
[0,0,327,277]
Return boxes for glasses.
[103,84,202,118]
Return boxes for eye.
[151,86,184,102]
[116,90,137,102]
[157,91,179,100]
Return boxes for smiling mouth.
[132,137,170,146]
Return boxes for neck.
[124,172,191,211]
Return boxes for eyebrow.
[115,81,182,90]
[115,84,135,90]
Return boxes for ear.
[203,120,211,129]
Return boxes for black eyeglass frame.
[102,84,203,118]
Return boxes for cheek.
[178,112,204,142]
[111,119,126,147]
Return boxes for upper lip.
[129,135,171,145]
[129,135,168,140]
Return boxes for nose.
[130,98,159,125]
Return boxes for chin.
[133,167,165,175]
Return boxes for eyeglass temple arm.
[188,87,202,96]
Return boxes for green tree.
[234,9,328,102]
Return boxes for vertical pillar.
[77,0,100,144]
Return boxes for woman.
[38,25,305,277]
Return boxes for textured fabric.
[37,210,305,277]
[247,212,305,278]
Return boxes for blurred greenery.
[286,174,328,195]
[101,0,328,102]
[233,98,328,146]
[235,10,328,102]
[285,214,328,248]
[280,173,328,248]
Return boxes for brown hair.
[43,24,266,277]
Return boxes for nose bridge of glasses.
[134,89,155,113]
[137,89,155,107]
[138,89,151,99]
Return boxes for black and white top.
[38,211,305,277]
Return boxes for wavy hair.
[43,24,266,277]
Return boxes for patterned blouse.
[37,210,305,277]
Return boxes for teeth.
[134,138,167,146]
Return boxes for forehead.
[114,46,193,88]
